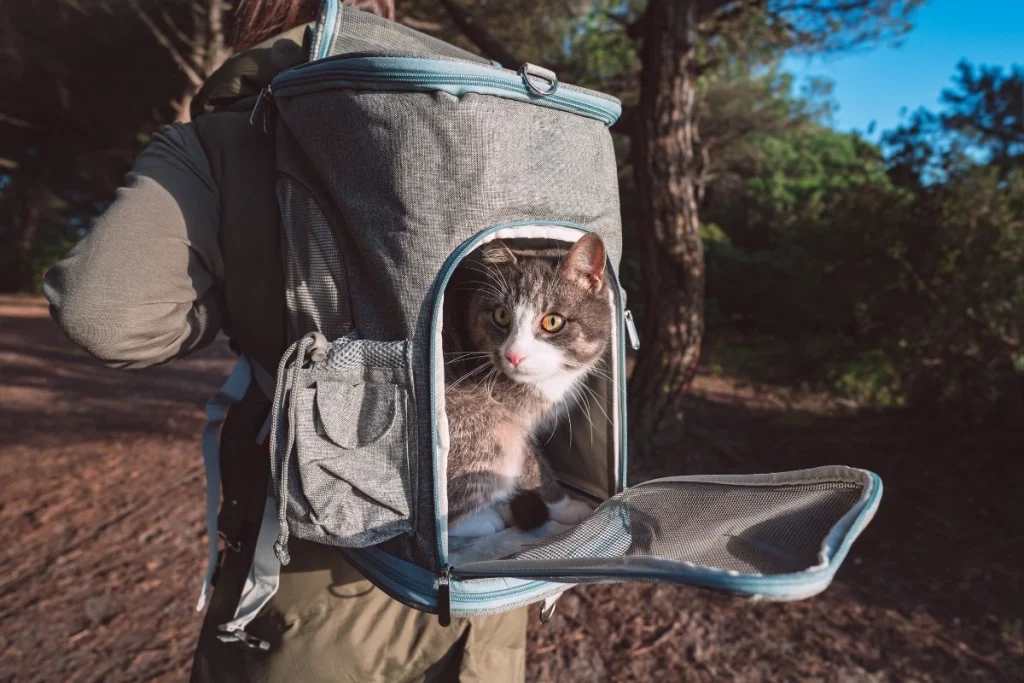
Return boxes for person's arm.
[43,123,224,368]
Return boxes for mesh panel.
[504,480,862,576]
[321,335,409,371]
[278,179,351,341]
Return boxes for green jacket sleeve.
[43,123,225,368]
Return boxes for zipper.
[270,56,621,126]
[437,565,452,627]
[249,86,274,134]
[348,546,565,615]
[283,54,621,103]
[624,310,640,350]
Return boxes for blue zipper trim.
[345,546,566,613]
[314,0,339,61]
[427,222,630,569]
[271,56,622,126]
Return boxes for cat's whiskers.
[543,405,560,445]
[484,259,512,291]
[483,367,505,405]
[575,380,611,425]
[444,351,491,365]
[568,389,595,447]
[564,393,573,453]
[462,362,501,403]
[457,280,505,300]
[448,363,494,390]
[562,359,613,383]
[462,263,511,300]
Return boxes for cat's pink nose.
[504,350,526,368]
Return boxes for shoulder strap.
[190,24,309,120]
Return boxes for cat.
[442,233,612,537]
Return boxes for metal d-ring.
[519,63,559,98]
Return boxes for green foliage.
[704,60,1024,417]
[866,165,1024,413]
[940,61,1024,175]
[829,351,904,408]
[704,126,909,336]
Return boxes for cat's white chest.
[495,420,529,490]
[533,369,586,404]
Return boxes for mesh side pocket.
[285,336,416,548]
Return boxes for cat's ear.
[561,233,606,293]
[481,239,517,265]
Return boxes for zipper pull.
[249,87,274,133]
[624,310,640,350]
[438,566,453,627]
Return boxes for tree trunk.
[174,0,231,123]
[628,0,706,461]
[131,0,230,123]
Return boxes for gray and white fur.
[442,233,612,537]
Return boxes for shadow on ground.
[0,304,233,447]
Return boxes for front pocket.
[278,335,416,551]
[316,380,397,448]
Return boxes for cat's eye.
[540,313,565,333]
[493,305,512,327]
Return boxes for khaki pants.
[191,539,526,683]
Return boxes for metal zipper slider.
[437,566,453,627]
[249,87,274,133]
[624,310,640,350]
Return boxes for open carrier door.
[451,467,880,600]
[341,465,880,621]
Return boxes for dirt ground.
[1,296,1021,682]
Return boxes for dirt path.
[0,297,234,682]
[1,297,1021,682]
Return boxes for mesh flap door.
[452,466,881,601]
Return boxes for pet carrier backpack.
[198,2,882,650]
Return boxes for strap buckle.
[217,626,271,652]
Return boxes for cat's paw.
[547,497,593,525]
[449,507,508,538]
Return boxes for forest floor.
[1,295,1021,682]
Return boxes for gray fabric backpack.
[199,1,882,650]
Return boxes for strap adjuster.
[217,626,271,652]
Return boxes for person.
[43,1,528,681]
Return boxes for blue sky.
[781,0,1024,140]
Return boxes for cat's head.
[465,233,612,396]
